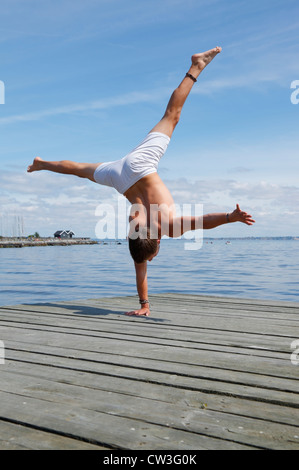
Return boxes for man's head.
[128,227,160,264]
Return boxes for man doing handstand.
[28,47,255,316]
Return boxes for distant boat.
[225,241,231,244]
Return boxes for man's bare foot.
[27,156,44,173]
[191,47,222,73]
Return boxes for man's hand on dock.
[125,307,150,317]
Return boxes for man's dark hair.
[128,227,158,264]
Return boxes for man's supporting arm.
[125,261,150,316]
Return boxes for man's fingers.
[125,310,150,317]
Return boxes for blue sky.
[0,0,299,238]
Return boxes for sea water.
[0,238,298,306]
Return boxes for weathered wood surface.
[0,294,298,450]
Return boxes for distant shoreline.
[0,237,100,248]
[0,236,298,248]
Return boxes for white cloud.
[1,168,299,238]
[0,88,169,125]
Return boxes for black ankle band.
[186,72,197,83]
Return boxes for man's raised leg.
[27,157,99,182]
[150,47,222,138]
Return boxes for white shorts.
[93,132,170,195]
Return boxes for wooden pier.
[0,237,99,248]
[0,293,298,450]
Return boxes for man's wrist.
[139,299,149,307]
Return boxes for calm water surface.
[0,239,298,306]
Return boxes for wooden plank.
[3,297,299,324]
[0,309,296,354]
[0,293,298,450]
[3,299,299,320]
[3,291,299,316]
[0,317,293,363]
[0,369,298,450]
[149,293,299,309]
[0,319,296,375]
[2,298,299,327]
[1,334,298,393]
[4,349,299,408]
[0,420,108,450]
[5,359,299,428]
[73,294,299,315]
[0,390,252,450]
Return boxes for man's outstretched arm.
[202,204,255,229]
[169,204,255,237]
[125,261,150,317]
